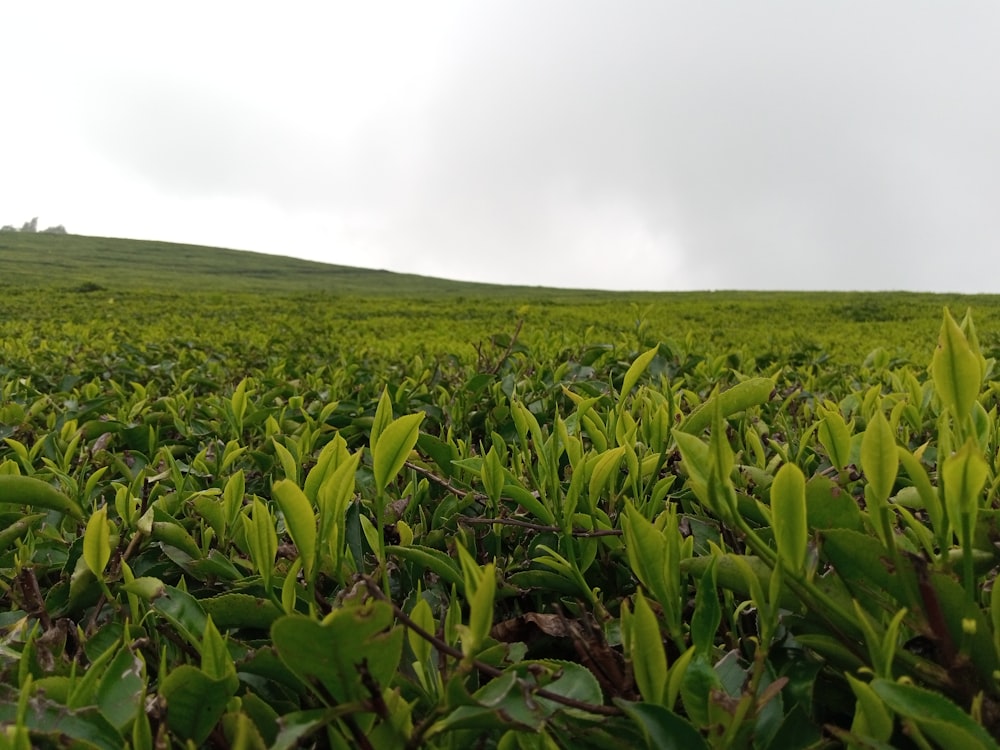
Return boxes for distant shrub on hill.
[0,218,67,234]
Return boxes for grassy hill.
[0,232,552,296]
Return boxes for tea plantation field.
[1,233,1000,748]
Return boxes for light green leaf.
[589,446,626,504]
[860,409,897,505]
[200,617,237,691]
[467,562,496,657]
[373,412,424,494]
[481,446,505,504]
[818,408,852,472]
[932,307,981,419]
[272,479,317,579]
[629,591,667,706]
[770,463,807,572]
[243,498,277,590]
[896,447,944,539]
[0,473,84,520]
[272,439,299,485]
[502,483,555,526]
[942,438,988,546]
[621,503,669,610]
[679,377,773,435]
[370,386,394,449]
[620,345,659,402]
[408,597,434,667]
[83,505,111,580]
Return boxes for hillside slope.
[0,232,538,296]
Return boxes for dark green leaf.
[615,700,708,750]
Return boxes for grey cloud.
[402,1,1000,290]
[68,2,1000,291]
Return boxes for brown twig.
[458,516,622,538]
[358,574,621,718]
[489,317,525,375]
[404,461,485,501]
[358,658,390,720]
[16,567,52,631]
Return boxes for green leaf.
[243,497,277,590]
[771,463,807,572]
[83,504,111,580]
[96,648,145,732]
[503,483,555,526]
[871,679,1000,750]
[387,544,465,592]
[0,685,123,750]
[200,616,237,690]
[620,345,659,401]
[270,708,339,750]
[303,435,346,502]
[621,503,670,612]
[0,473,85,520]
[408,597,434,667]
[674,431,710,492]
[199,593,282,630]
[932,307,981,419]
[370,386,394,449]
[805,475,863,532]
[159,665,236,745]
[271,601,404,705]
[272,439,299,485]
[896,447,944,538]
[230,377,249,431]
[683,554,799,611]
[481,446,505,504]
[468,564,496,656]
[679,377,773,435]
[432,660,603,735]
[272,479,318,579]
[860,408,897,505]
[819,528,907,610]
[690,559,720,656]
[629,591,667,705]
[818,408,852,472]
[150,519,203,560]
[589,446,626,505]
[614,700,709,750]
[144,584,209,651]
[372,412,424,494]
[942,438,988,542]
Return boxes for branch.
[405,461,485,501]
[458,516,622,538]
[358,575,620,718]
[489,317,524,375]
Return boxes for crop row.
[1,295,999,747]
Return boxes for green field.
[1,233,999,747]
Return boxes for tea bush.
[1,245,1000,746]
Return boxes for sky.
[3,2,1000,292]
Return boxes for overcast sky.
[3,2,999,292]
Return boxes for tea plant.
[2,247,1000,747]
